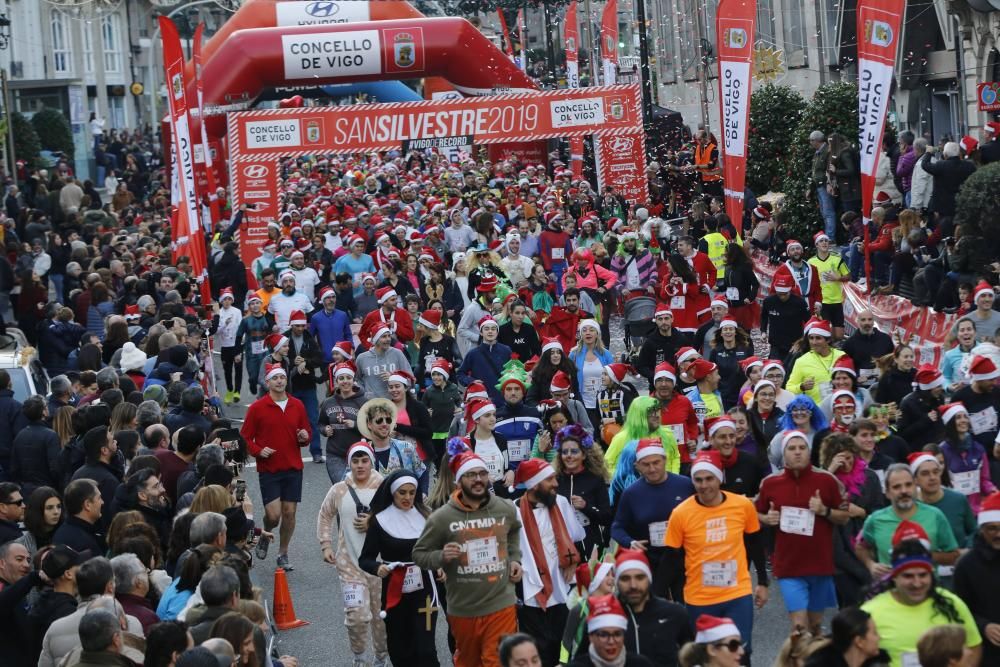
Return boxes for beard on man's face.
[534,486,557,508]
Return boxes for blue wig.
[609,439,639,504]
[778,394,829,432]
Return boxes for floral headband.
[554,424,594,451]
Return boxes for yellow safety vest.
[704,232,729,279]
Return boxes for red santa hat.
[786,239,803,251]
[937,402,968,424]
[369,325,393,346]
[653,362,677,384]
[319,286,336,302]
[347,441,375,463]
[447,437,487,480]
[264,362,286,382]
[332,362,356,379]
[711,296,729,311]
[653,303,673,320]
[908,452,940,476]
[892,520,932,552]
[614,549,651,582]
[418,310,442,330]
[465,381,489,401]
[804,317,832,337]
[813,231,831,244]
[986,121,1000,135]
[375,287,397,305]
[124,304,140,321]
[752,205,770,220]
[718,319,739,330]
[690,450,724,482]
[266,333,288,351]
[695,615,742,644]
[388,370,415,388]
[514,458,555,490]
[361,273,377,285]
[874,190,893,205]
[247,294,263,307]
[604,363,633,385]
[288,310,307,326]
[762,359,785,376]
[635,437,665,462]
[331,341,353,359]
[676,347,699,364]
[689,358,718,381]
[973,280,995,303]
[466,398,496,423]
[550,371,572,394]
[961,135,979,154]
[476,275,500,293]
[705,416,736,438]
[969,355,1000,382]
[218,287,234,303]
[430,359,453,379]
[586,594,629,633]
[738,356,763,373]
[478,315,499,331]
[772,272,795,294]
[978,492,1000,526]
[914,365,944,390]
[541,337,564,356]
[831,356,856,377]
[781,430,809,452]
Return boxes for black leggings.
[221,345,243,392]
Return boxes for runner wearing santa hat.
[786,318,846,403]
[234,292,273,397]
[317,442,388,666]
[936,401,998,514]
[284,309,325,463]
[241,362,312,572]
[359,286,415,350]
[415,309,457,389]
[310,285,353,366]
[952,355,1000,481]
[760,270,810,362]
[213,287,243,405]
[773,238,822,313]
[513,459,585,665]
[457,315,512,404]
[678,614,745,667]
[947,280,1000,344]
[660,452,768,659]
[267,269,314,332]
[909,452,978,560]
[635,304,692,385]
[355,324,413,400]
[565,594,655,666]
[953,492,1000,665]
[413,439,523,667]
[318,362,367,484]
[694,297,731,359]
[807,231,851,340]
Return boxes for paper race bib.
[480,449,505,482]
[648,521,668,547]
[670,424,686,446]
[251,340,265,355]
[507,439,530,463]
[858,368,877,385]
[402,565,424,594]
[969,408,998,435]
[725,287,740,301]
[818,381,834,400]
[702,560,738,588]
[779,506,815,536]
[575,509,591,527]
[583,376,602,398]
[552,247,565,260]
[466,536,500,567]
[951,469,981,496]
[900,652,920,667]
[343,582,365,608]
[670,296,686,310]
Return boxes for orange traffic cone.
[273,567,309,630]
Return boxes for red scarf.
[518,495,580,608]
[719,448,740,469]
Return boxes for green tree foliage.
[31,107,74,159]
[747,84,805,195]
[11,112,41,169]
[953,161,1000,237]
[778,81,859,243]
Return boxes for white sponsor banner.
[858,59,894,177]
[720,60,750,158]
[245,119,302,147]
[282,30,381,80]
[550,98,605,128]
[276,1,370,26]
[566,60,579,89]
[245,190,271,199]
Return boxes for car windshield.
[7,367,30,402]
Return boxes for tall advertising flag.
[715,0,756,232]
[600,0,618,85]
[497,9,515,58]
[159,16,211,305]
[565,2,584,179]
[192,23,220,231]
[857,0,903,292]
[517,9,527,73]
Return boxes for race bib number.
[858,368,877,385]
[251,340,265,355]
[583,376,602,398]
[508,439,530,462]
[818,381,834,400]
[466,536,499,567]
[343,582,365,608]
[402,565,424,594]
[725,287,740,301]
[648,521,668,547]
[669,424,686,446]
[670,296,686,310]
[575,509,591,527]
[480,450,505,482]
[702,560,738,588]
[552,247,565,260]
[779,506,815,536]
[969,408,998,435]
[951,469,981,496]
[900,652,920,667]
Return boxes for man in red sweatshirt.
[241,362,312,571]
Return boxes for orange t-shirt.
[664,493,760,605]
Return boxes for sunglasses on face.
[372,417,392,426]
[560,448,582,455]
[713,639,743,653]
[1,498,24,506]
[593,630,625,641]
[791,408,812,414]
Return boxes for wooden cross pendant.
[417,595,439,632]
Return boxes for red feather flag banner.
[193,23,221,232]
[497,9,514,58]
[715,0,755,236]
[565,2,584,180]
[160,16,211,305]
[857,0,904,293]
[600,0,618,85]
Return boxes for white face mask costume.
[838,413,856,426]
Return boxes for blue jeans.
[686,594,755,656]
[816,186,837,240]
[292,387,322,458]
[50,274,64,304]
[845,244,865,282]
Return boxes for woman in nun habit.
[359,468,442,667]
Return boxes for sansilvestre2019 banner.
[716,0,756,230]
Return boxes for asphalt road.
[215,316,829,666]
